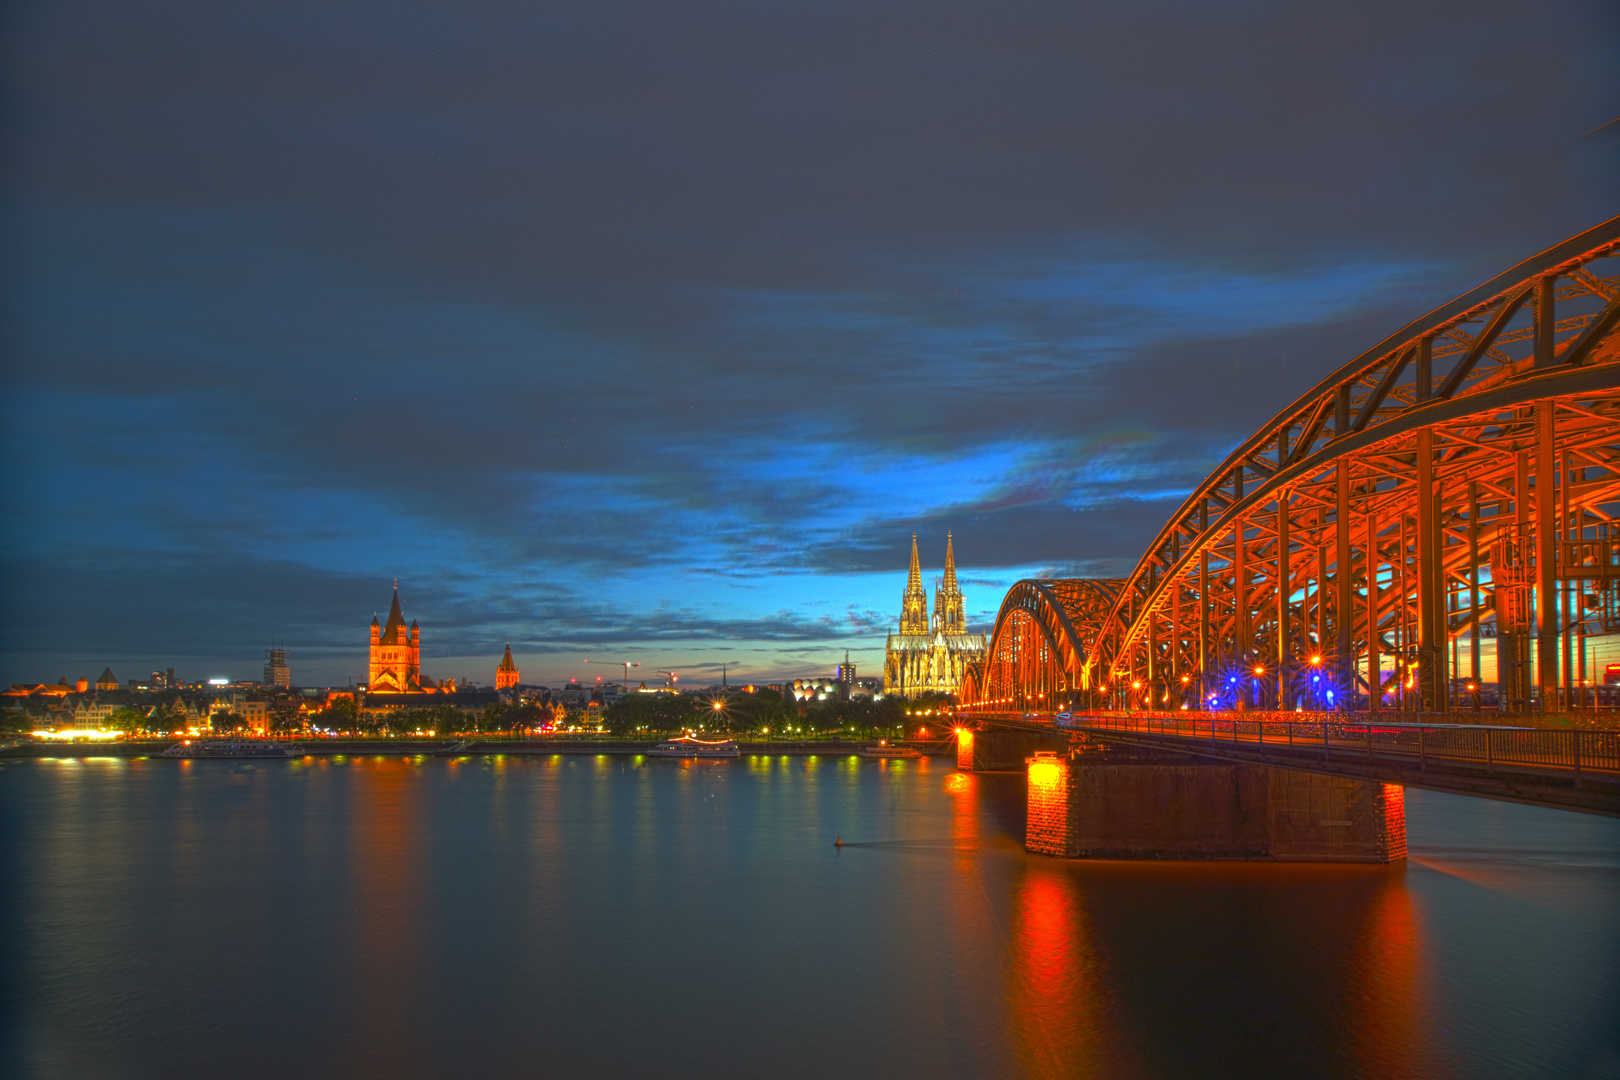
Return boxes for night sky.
[2,0,1616,688]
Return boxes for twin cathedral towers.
[882,533,988,698]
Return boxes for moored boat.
[857,740,921,759]
[648,736,740,759]
[160,739,300,760]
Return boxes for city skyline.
[4,543,987,689]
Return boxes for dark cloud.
[2,0,1616,683]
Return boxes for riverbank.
[0,738,954,758]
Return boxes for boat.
[159,739,301,760]
[648,736,740,759]
[857,740,921,759]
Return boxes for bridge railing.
[970,711,1620,774]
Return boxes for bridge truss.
[963,217,1620,714]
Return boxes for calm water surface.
[2,753,1617,1079]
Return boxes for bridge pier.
[959,727,1067,771]
[1024,748,1406,863]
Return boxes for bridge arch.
[961,579,1121,712]
[963,216,1620,714]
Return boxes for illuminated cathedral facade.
[883,533,987,699]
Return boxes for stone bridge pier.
[955,726,1068,771]
[956,727,1407,862]
[1022,744,1407,863]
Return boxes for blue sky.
[2,0,1616,687]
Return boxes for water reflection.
[4,759,1615,1080]
[1008,862,1109,1079]
[343,759,425,1076]
[1346,871,1441,1079]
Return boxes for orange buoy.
[835,836,842,847]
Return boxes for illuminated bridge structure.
[958,219,1620,817]
[963,216,1620,720]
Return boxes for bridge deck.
[967,713,1620,817]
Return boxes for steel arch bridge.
[963,216,1620,716]
[959,579,1123,710]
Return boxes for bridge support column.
[1024,750,1406,863]
[963,727,1067,771]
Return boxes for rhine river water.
[2,752,1618,1079]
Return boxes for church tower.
[496,644,519,690]
[368,586,422,692]
[934,532,967,633]
[899,533,930,634]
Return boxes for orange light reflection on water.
[345,759,426,1076]
[1008,864,1107,1079]
[1346,868,1446,1077]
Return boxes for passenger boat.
[857,740,921,759]
[159,739,301,760]
[648,736,740,759]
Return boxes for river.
[2,753,1617,1079]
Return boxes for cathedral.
[883,533,987,699]
[369,586,422,692]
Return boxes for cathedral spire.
[900,532,929,634]
[937,532,965,633]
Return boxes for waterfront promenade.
[0,737,955,758]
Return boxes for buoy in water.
[835,836,842,847]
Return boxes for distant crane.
[584,658,640,691]
[656,670,679,689]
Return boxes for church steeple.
[937,532,965,633]
[496,643,519,690]
[382,587,407,644]
[900,533,929,634]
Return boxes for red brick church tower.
[496,644,519,690]
[368,586,421,692]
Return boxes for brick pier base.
[1024,750,1406,863]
